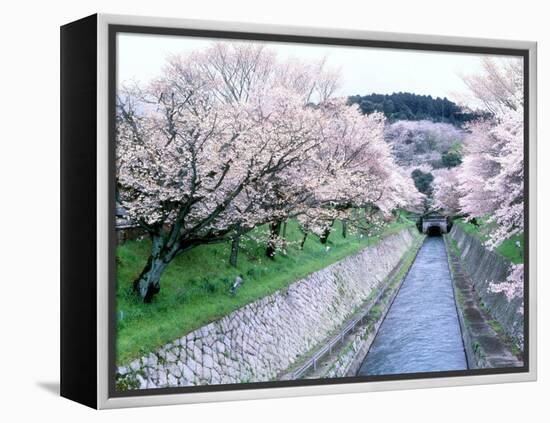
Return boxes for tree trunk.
[300,232,308,250]
[133,234,175,303]
[229,232,241,267]
[281,220,288,253]
[342,221,347,238]
[266,220,282,259]
[319,227,331,244]
[133,253,169,303]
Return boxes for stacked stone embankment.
[117,227,416,390]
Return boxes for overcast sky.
[117,33,521,108]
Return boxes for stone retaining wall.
[117,227,417,391]
[449,225,523,346]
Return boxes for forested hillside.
[348,92,487,125]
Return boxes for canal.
[358,235,468,376]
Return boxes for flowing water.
[358,236,467,376]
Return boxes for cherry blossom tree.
[457,57,524,311]
[432,167,461,215]
[117,42,423,302]
[117,49,326,301]
[458,57,524,246]
[461,57,523,116]
[384,120,465,168]
[266,101,389,252]
[489,265,524,311]
[297,100,423,245]
[173,43,343,260]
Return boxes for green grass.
[116,217,416,365]
[453,219,524,264]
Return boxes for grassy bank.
[453,219,524,264]
[116,217,415,364]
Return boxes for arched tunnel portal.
[421,216,449,236]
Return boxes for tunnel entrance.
[427,225,442,236]
[419,212,449,235]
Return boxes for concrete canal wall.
[448,226,524,349]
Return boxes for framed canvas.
[60,13,537,409]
